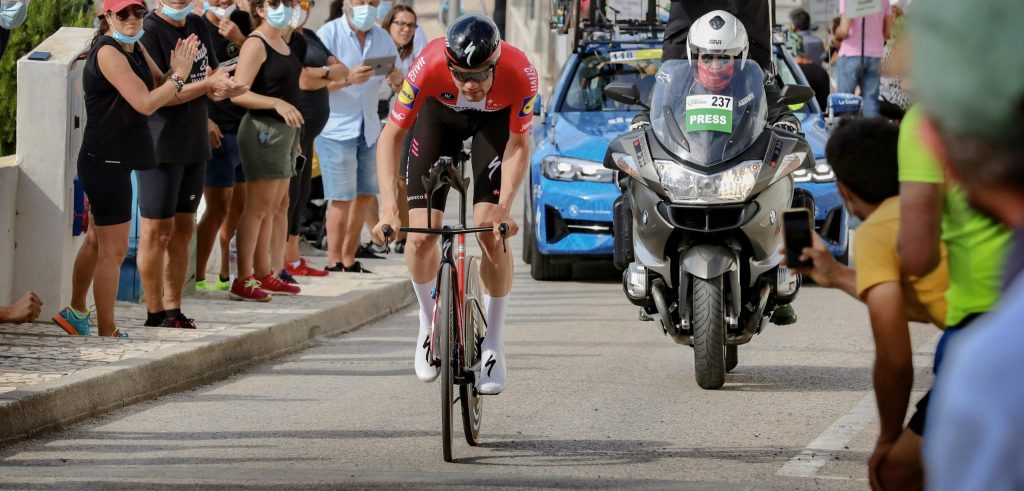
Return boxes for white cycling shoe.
[415,330,439,382]
[477,347,506,395]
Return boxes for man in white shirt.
[316,0,402,273]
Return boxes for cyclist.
[373,14,537,395]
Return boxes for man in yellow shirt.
[791,118,948,491]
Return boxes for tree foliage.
[0,0,94,155]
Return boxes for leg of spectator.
[220,182,247,281]
[364,195,382,246]
[236,179,278,279]
[343,195,373,266]
[138,217,173,316]
[163,213,196,311]
[270,181,291,274]
[69,224,99,313]
[326,200,351,267]
[92,222,131,336]
[836,56,858,95]
[196,187,233,283]
[861,56,883,118]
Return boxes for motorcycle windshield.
[650,60,768,166]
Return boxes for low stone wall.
[0,155,16,305]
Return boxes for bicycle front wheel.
[461,257,484,446]
[438,263,455,462]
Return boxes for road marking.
[777,333,941,479]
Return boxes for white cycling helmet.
[687,10,750,68]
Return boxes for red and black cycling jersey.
[389,38,540,135]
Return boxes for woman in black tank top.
[57,0,197,338]
[227,0,305,301]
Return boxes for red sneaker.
[230,276,272,302]
[285,258,329,277]
[259,273,301,296]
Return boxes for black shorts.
[405,98,510,211]
[136,161,207,219]
[77,151,134,226]
[908,390,930,436]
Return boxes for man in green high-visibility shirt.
[896,102,1011,430]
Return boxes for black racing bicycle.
[383,150,508,463]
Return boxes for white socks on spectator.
[481,293,508,352]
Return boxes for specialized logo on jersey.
[398,80,419,109]
[518,94,538,118]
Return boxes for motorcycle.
[603,60,816,389]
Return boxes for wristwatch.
[322,65,330,78]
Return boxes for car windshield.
[650,59,768,166]
[561,48,663,112]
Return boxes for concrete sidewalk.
[0,255,414,446]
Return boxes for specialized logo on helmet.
[710,15,725,30]
[464,41,477,65]
[518,94,538,118]
[397,80,419,109]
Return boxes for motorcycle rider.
[664,10,802,324]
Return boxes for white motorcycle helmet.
[687,10,750,67]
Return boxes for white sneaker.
[477,348,506,395]
[415,330,439,382]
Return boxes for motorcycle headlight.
[542,156,616,183]
[610,152,640,178]
[654,159,762,204]
[793,158,835,183]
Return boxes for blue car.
[524,41,849,280]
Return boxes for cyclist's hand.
[484,207,518,238]
[373,213,402,244]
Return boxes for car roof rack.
[550,0,665,52]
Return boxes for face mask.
[112,27,146,45]
[208,3,235,19]
[201,0,210,13]
[376,1,391,21]
[0,1,28,30]
[265,3,292,29]
[161,1,192,21]
[288,6,307,29]
[350,4,377,31]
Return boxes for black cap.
[444,14,501,69]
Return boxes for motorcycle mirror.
[778,84,816,106]
[604,82,649,110]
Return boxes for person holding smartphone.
[195,0,254,292]
[281,0,351,279]
[52,0,197,337]
[315,0,402,273]
[788,118,949,491]
[228,0,304,301]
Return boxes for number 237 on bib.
[685,95,733,133]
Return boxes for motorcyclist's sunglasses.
[111,6,148,21]
[698,54,734,65]
[449,64,494,83]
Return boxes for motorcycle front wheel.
[691,275,727,389]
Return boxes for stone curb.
[0,278,414,446]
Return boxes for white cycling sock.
[413,279,435,333]
[481,293,509,352]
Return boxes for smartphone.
[295,154,307,173]
[363,55,396,76]
[783,208,814,268]
[27,51,52,61]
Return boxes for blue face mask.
[350,4,377,31]
[266,3,292,29]
[112,27,146,45]
[376,1,392,21]
[0,1,28,30]
[161,1,192,21]
[201,0,211,13]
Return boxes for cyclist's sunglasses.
[698,53,734,65]
[111,6,148,21]
[449,65,494,83]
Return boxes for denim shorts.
[205,132,246,188]
[315,134,379,201]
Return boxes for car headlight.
[654,159,761,204]
[542,156,616,183]
[793,158,835,183]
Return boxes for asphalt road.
[0,228,940,490]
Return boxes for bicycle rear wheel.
[461,257,485,446]
[438,263,455,462]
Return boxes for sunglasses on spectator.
[111,6,148,21]
[698,54,734,65]
[392,20,417,29]
[449,65,494,83]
